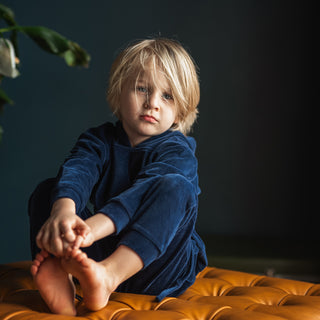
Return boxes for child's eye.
[162,93,173,101]
[137,86,148,94]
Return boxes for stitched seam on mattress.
[0,309,32,320]
[154,297,177,311]
[210,306,233,319]
[305,285,317,296]
[249,275,266,287]
[277,293,291,306]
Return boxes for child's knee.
[156,174,195,201]
[29,178,56,202]
[28,178,56,218]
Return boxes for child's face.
[119,66,178,147]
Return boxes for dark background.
[0,0,312,273]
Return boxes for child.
[28,37,207,316]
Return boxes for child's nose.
[145,93,160,111]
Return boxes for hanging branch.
[0,3,91,141]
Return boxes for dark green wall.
[0,0,309,263]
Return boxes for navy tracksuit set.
[29,121,207,300]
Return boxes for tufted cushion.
[0,261,319,319]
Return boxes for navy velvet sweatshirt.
[51,121,207,300]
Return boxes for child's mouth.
[140,115,158,123]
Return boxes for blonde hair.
[107,38,200,135]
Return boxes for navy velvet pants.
[28,177,206,300]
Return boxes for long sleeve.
[98,136,200,235]
[51,124,111,213]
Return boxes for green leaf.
[17,26,90,67]
[0,4,16,26]
[63,41,90,67]
[0,4,19,56]
[18,26,70,55]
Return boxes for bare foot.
[61,250,117,311]
[30,250,76,316]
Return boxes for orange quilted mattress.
[0,261,320,319]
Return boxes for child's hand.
[65,228,95,251]
[74,230,95,249]
[63,228,95,258]
[36,198,90,257]
[36,212,90,256]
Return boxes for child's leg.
[28,178,56,259]
[61,245,143,311]
[109,174,197,266]
[60,174,202,310]
[103,174,204,298]
[29,175,205,312]
[30,250,76,316]
[28,178,118,315]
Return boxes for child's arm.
[51,125,110,216]
[36,198,91,256]
[70,213,116,251]
[36,125,113,256]
[96,137,198,241]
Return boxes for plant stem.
[0,26,20,33]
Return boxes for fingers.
[36,228,44,250]
[74,218,91,238]
[36,221,65,256]
[60,223,76,244]
[64,235,85,259]
[69,219,91,249]
[80,232,94,248]
[36,223,50,251]
[73,235,84,250]
[51,222,64,256]
[35,215,91,257]
[61,215,89,241]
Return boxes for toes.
[70,249,86,260]
[31,250,51,275]
[40,250,49,258]
[65,246,73,258]
[74,251,86,263]
[68,249,90,267]
[30,264,38,276]
[32,259,41,267]
[35,254,44,263]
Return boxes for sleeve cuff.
[118,229,160,268]
[98,200,131,234]
[50,187,82,212]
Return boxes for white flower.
[0,38,19,78]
